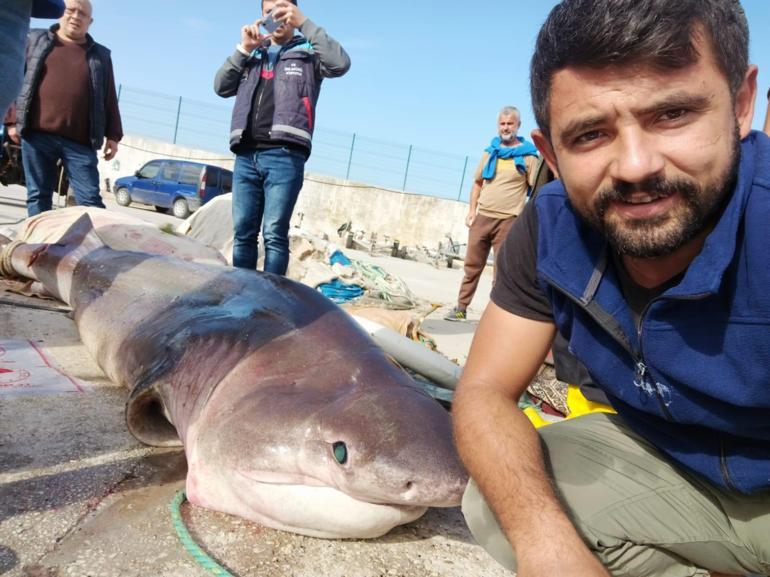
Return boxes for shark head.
[184,347,467,539]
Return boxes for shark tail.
[0,213,106,303]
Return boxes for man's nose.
[608,129,665,184]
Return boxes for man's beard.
[575,132,741,258]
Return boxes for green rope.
[350,260,419,308]
[170,490,235,576]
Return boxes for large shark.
[0,215,467,538]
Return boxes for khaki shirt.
[474,152,539,219]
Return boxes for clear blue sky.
[33,0,770,160]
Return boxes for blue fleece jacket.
[534,131,770,494]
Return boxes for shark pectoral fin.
[126,384,182,448]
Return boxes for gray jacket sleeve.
[298,18,351,78]
[213,50,252,98]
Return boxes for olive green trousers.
[462,413,770,577]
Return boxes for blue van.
[113,159,233,219]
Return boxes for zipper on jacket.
[542,271,711,423]
[635,291,712,421]
[634,298,674,421]
[259,44,290,139]
[254,83,266,132]
[718,436,739,491]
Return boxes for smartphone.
[260,11,281,34]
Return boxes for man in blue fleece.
[453,0,770,576]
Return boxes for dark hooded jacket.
[214,18,350,155]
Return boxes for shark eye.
[332,441,348,465]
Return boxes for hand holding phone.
[260,11,281,35]
[265,2,307,32]
[241,21,266,51]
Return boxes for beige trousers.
[462,413,770,577]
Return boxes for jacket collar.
[255,34,308,58]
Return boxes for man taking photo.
[215,0,350,275]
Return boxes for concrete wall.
[98,135,469,249]
[294,175,469,249]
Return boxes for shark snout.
[342,456,467,508]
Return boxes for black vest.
[16,26,112,151]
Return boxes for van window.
[205,166,221,188]
[138,161,162,179]
[221,171,233,192]
[159,163,179,181]
[179,164,203,186]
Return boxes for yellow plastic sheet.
[525,384,615,429]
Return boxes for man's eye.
[660,109,688,122]
[575,130,602,144]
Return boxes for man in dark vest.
[4,0,123,216]
[453,1,770,576]
[214,0,350,275]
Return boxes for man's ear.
[735,64,758,139]
[531,129,559,179]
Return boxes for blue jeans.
[21,131,105,216]
[232,147,306,275]
[0,0,31,116]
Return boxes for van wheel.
[115,187,131,207]
[154,206,169,214]
[172,198,189,219]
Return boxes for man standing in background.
[4,0,123,216]
[444,107,539,321]
[215,0,350,275]
[0,0,64,116]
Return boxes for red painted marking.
[26,340,84,392]
[0,368,13,374]
[28,340,53,368]
[302,97,313,131]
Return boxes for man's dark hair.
[530,0,749,138]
